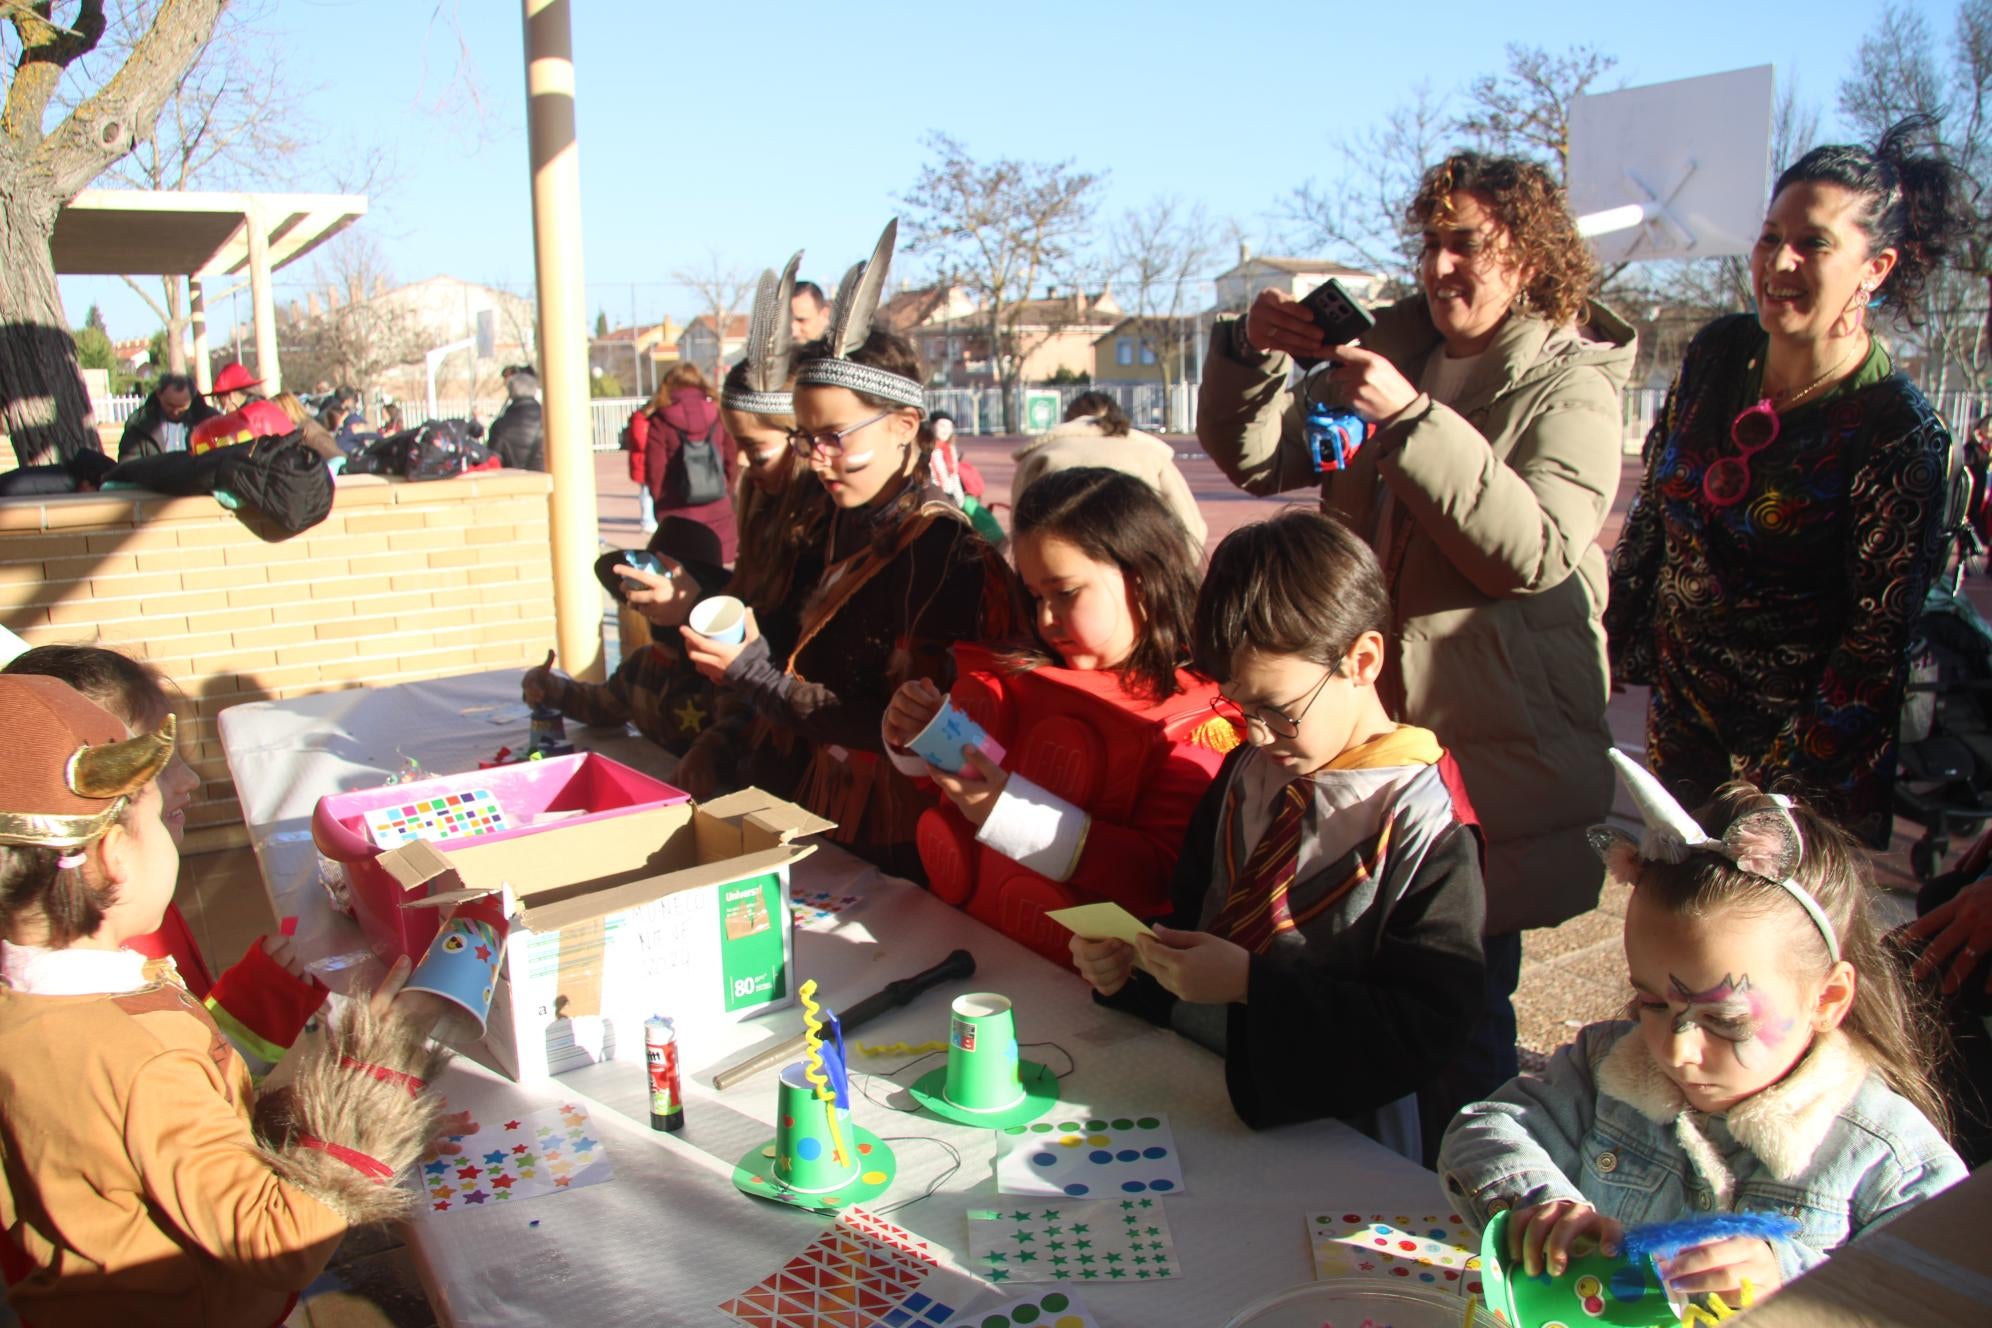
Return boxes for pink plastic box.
[311,753,689,961]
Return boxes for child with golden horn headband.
[0,675,459,1328]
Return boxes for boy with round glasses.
[1071,508,1487,1161]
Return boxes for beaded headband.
[720,251,801,418]
[1589,749,1841,964]
[792,219,926,412]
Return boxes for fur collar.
[1596,1026,1869,1183]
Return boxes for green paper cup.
[943,992,1026,1112]
[771,1061,860,1194]
[1479,1210,1674,1328]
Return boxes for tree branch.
[3,0,108,149]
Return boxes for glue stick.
[645,1015,684,1132]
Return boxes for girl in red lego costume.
[883,467,1240,959]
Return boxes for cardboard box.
[1733,1162,1991,1326]
[377,787,834,1081]
[311,752,691,962]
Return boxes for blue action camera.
[1304,403,1370,473]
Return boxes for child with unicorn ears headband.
[1439,749,1964,1308]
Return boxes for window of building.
[1116,338,1134,366]
[1140,344,1156,365]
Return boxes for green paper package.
[377,788,833,1082]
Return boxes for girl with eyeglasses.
[1068,509,1486,1160]
[879,468,1238,963]
[683,223,1019,881]
[1607,116,1973,846]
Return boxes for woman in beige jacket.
[1196,152,1634,1151]
[1012,392,1208,553]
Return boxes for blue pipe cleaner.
[821,1009,851,1110]
[1620,1212,1801,1262]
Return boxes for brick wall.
[0,471,558,852]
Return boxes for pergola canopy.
[51,189,367,278]
[50,189,369,395]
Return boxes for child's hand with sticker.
[1507,1199,1623,1277]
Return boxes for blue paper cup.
[404,894,509,1039]
[689,595,746,645]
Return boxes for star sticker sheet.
[939,1287,1100,1328]
[414,1102,612,1215]
[718,1207,980,1328]
[994,1114,1184,1198]
[1305,1211,1484,1298]
[967,1198,1179,1285]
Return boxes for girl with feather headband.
[0,676,456,1328]
[683,221,1020,880]
[1439,750,1962,1307]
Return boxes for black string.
[1019,1040,1077,1081]
[869,1135,963,1215]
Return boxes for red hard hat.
[210,362,262,394]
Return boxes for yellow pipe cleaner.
[857,1041,949,1056]
[797,979,849,1167]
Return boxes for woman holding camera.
[1197,152,1634,1152]
[1606,118,1970,846]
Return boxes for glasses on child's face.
[1705,400,1780,507]
[1209,667,1338,740]
[786,410,893,459]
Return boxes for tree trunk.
[163,274,188,374]
[0,178,95,462]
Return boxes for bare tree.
[1458,44,1618,181]
[1,0,228,461]
[671,251,754,385]
[1111,196,1216,418]
[900,132,1104,431]
[276,232,436,397]
[1282,83,1451,290]
[1838,0,1992,398]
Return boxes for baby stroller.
[1897,565,1992,882]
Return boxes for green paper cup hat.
[733,1062,895,1212]
[1478,1211,1673,1328]
[909,992,1058,1128]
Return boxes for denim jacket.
[1438,1022,1965,1283]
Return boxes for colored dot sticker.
[1150,1179,1175,1191]
[1032,1153,1058,1168]
[1143,1146,1168,1160]
[1111,1117,1133,1130]
[1030,1123,1053,1133]
[1060,1136,1084,1148]
[1089,1150,1113,1164]
[860,1170,887,1185]
[1042,1296,1069,1313]
[1012,1307,1039,1325]
[1574,1275,1601,1298]
[1116,1149,1139,1162]
[1058,1121,1080,1131]
[1121,1181,1147,1193]
[1085,1119,1108,1130]
[1136,1116,1159,1129]
[1062,1182,1089,1196]
[795,1137,822,1161]
[1087,1135,1111,1147]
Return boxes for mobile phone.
[1293,278,1375,370]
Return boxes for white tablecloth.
[219,672,1448,1328]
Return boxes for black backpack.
[665,416,727,506]
[224,434,334,534]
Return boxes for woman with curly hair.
[1607,116,1971,847]
[1197,151,1636,1149]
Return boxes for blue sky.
[60,0,1944,340]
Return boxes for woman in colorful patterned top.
[1607,116,1973,844]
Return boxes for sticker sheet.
[414,1102,611,1214]
[719,1207,978,1328]
[968,1199,1178,1285]
[362,786,508,848]
[995,1114,1184,1198]
[790,886,867,932]
[1306,1211,1484,1298]
[940,1288,1099,1328]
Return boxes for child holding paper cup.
[1069,509,1485,1160]
[1440,760,1963,1303]
[0,676,454,1328]
[882,468,1238,940]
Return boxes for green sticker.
[1042,1293,1069,1312]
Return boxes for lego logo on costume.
[951,1017,976,1052]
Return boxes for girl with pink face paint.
[1440,770,1964,1311]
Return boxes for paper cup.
[403,893,509,1039]
[688,595,746,644]
[770,1062,861,1194]
[906,700,1005,776]
[944,993,1027,1110]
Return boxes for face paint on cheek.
[1667,972,1762,1067]
[839,450,875,472]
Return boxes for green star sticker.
[1046,1225,1063,1236]
[1051,1256,1069,1267]
[1104,1253,1122,1264]
[1076,1239,1093,1250]
[1137,1270,1153,1279]
[1146,1226,1161,1237]
[1017,1252,1038,1263]
[1072,1224,1090,1235]
[1108,1267,1127,1278]
[989,1268,1011,1283]
[1079,1269,1098,1280]
[1041,1210,1059,1221]
[1078,1254,1096,1266]
[1139,1198,1154,1209]
[1049,1241,1066,1251]
[1133,1256,1148,1266]
[1011,1211,1031,1222]
[1120,1200,1136,1211]
[986,1252,1008,1264]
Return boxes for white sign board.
[1568,65,1775,264]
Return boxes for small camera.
[1304,403,1370,473]
[620,550,666,594]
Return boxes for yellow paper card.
[1045,902,1155,945]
